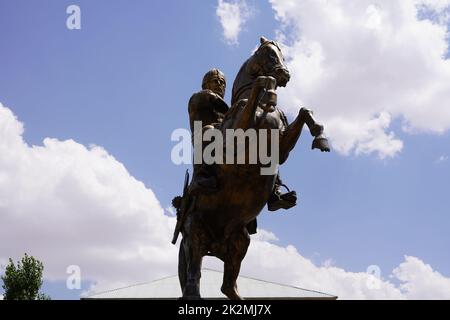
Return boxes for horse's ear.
[260,36,269,45]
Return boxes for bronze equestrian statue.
[172,37,330,300]
[186,68,298,234]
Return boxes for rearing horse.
[178,37,330,300]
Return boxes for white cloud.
[0,103,178,293]
[240,241,450,299]
[393,256,450,299]
[269,0,450,158]
[216,0,251,45]
[203,235,450,299]
[435,155,449,163]
[242,241,404,299]
[1,102,449,299]
[322,258,336,268]
[251,229,279,242]
[326,112,404,159]
[165,205,176,217]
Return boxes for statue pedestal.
[83,269,337,300]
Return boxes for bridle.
[254,41,287,76]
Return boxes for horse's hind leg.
[182,217,205,299]
[221,228,250,300]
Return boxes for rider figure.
[188,69,229,194]
[188,69,297,218]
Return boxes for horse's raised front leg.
[280,108,330,164]
[221,228,250,300]
[234,76,277,130]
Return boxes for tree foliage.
[1,254,50,300]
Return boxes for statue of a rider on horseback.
[172,37,330,300]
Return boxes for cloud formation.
[435,155,449,163]
[269,0,450,158]
[0,103,178,292]
[1,103,449,299]
[244,243,450,299]
[216,0,251,45]
[393,256,450,299]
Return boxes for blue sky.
[1,0,450,299]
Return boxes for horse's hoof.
[221,286,243,300]
[312,135,330,152]
[183,282,202,299]
[181,295,203,300]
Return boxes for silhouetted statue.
[172,37,330,300]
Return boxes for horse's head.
[246,37,290,88]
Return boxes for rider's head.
[202,69,226,99]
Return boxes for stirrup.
[268,188,297,212]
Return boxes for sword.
[171,170,190,245]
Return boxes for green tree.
[1,254,50,300]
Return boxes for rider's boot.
[267,176,297,212]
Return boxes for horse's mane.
[231,59,253,107]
